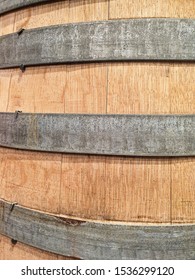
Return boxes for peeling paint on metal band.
[0,0,51,15]
[0,113,194,156]
[0,19,195,69]
[0,200,195,260]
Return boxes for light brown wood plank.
[169,64,195,114]
[13,0,108,33]
[0,149,62,214]
[68,0,108,24]
[169,64,195,224]
[0,234,73,260]
[104,158,171,222]
[60,148,171,223]
[61,155,107,220]
[6,67,66,113]
[62,156,170,222]
[0,69,11,112]
[107,63,195,115]
[0,12,15,35]
[109,0,195,19]
[65,64,107,114]
[171,159,195,223]
[107,63,171,114]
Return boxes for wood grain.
[6,67,66,113]
[0,69,11,112]
[64,64,107,114]
[107,63,195,115]
[171,158,195,223]
[107,61,195,223]
[0,148,62,214]
[109,0,195,19]
[14,0,108,33]
[0,63,108,216]
[0,1,108,220]
[169,64,195,114]
[169,65,195,223]
[61,156,171,222]
[0,0,194,229]
[0,12,15,36]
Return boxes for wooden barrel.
[0,0,194,260]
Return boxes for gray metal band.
[0,113,194,157]
[0,200,195,260]
[0,19,195,69]
[0,0,51,15]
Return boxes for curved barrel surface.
[0,0,195,260]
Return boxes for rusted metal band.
[0,199,195,260]
[0,19,194,69]
[0,113,194,157]
[0,0,51,15]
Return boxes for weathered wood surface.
[0,0,194,229]
[0,0,51,15]
[0,199,195,260]
[0,113,194,156]
[0,19,195,69]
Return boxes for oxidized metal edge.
[0,0,51,15]
[0,19,195,69]
[0,199,195,260]
[0,113,194,157]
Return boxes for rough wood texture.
[0,148,62,214]
[0,0,194,232]
[0,234,73,260]
[106,62,195,223]
[107,63,195,115]
[110,0,195,19]
[0,0,109,222]
[13,0,108,33]
[1,0,195,19]
[0,0,51,15]
[0,113,194,156]
[0,19,195,69]
[1,200,195,260]
[171,158,195,224]
[61,156,171,222]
